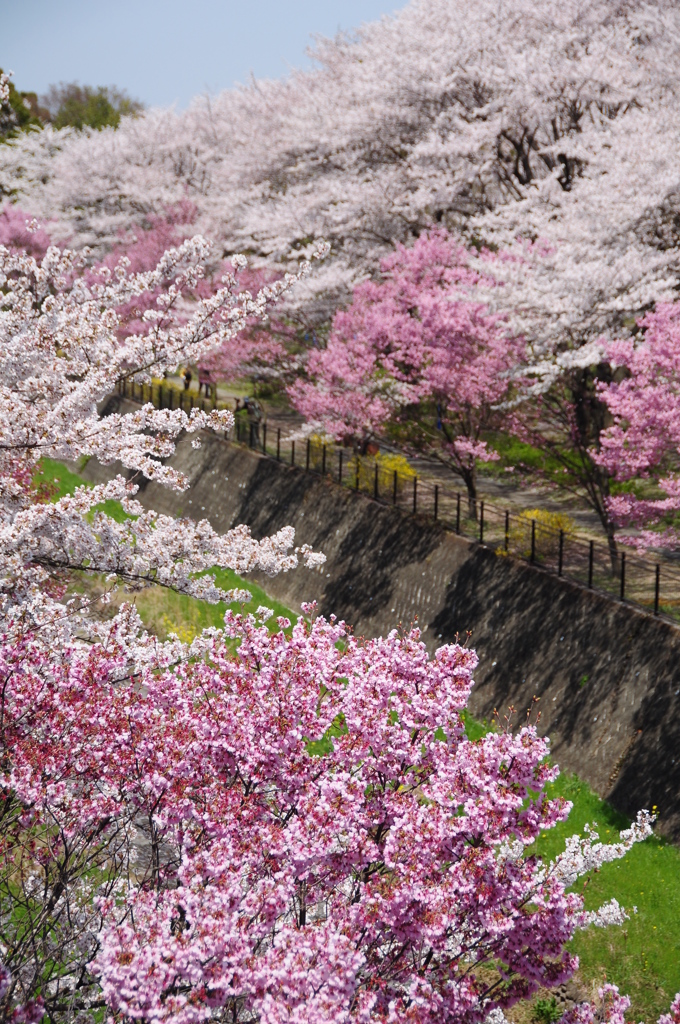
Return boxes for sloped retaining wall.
[82,410,680,837]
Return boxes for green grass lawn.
[536,774,680,1020]
[35,456,129,522]
[35,458,680,1020]
[130,565,295,640]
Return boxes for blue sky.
[4,1,402,108]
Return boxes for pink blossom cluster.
[0,607,657,1023]
[290,230,522,506]
[596,303,680,549]
[0,205,52,260]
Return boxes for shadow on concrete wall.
[81,422,680,837]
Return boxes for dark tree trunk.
[570,365,619,573]
[460,465,478,521]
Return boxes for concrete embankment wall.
[83,403,680,836]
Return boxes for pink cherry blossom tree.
[1,605,657,1024]
[0,203,52,259]
[595,303,680,550]
[499,358,624,569]
[291,230,523,517]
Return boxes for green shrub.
[533,997,562,1024]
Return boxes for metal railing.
[118,380,680,627]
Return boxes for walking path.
[163,373,672,550]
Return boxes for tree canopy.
[40,82,144,130]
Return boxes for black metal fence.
[118,379,680,627]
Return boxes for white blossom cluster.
[0,234,325,648]
[551,811,655,889]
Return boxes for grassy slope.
[35,458,296,635]
[537,774,680,1020]
[36,458,680,1020]
[466,711,680,1020]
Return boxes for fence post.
[530,520,536,563]
[558,530,564,576]
[374,462,379,500]
[291,440,295,466]
[412,477,417,514]
[588,540,594,588]
[393,471,398,505]
[322,445,326,476]
[338,449,343,485]
[654,563,661,615]
[479,501,484,543]
[276,428,281,461]
[620,551,626,601]
[505,510,510,553]
[249,423,254,448]
[434,485,439,521]
[306,439,311,472]
[456,493,461,534]
[262,423,267,455]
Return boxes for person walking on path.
[197,366,215,399]
[235,396,265,446]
